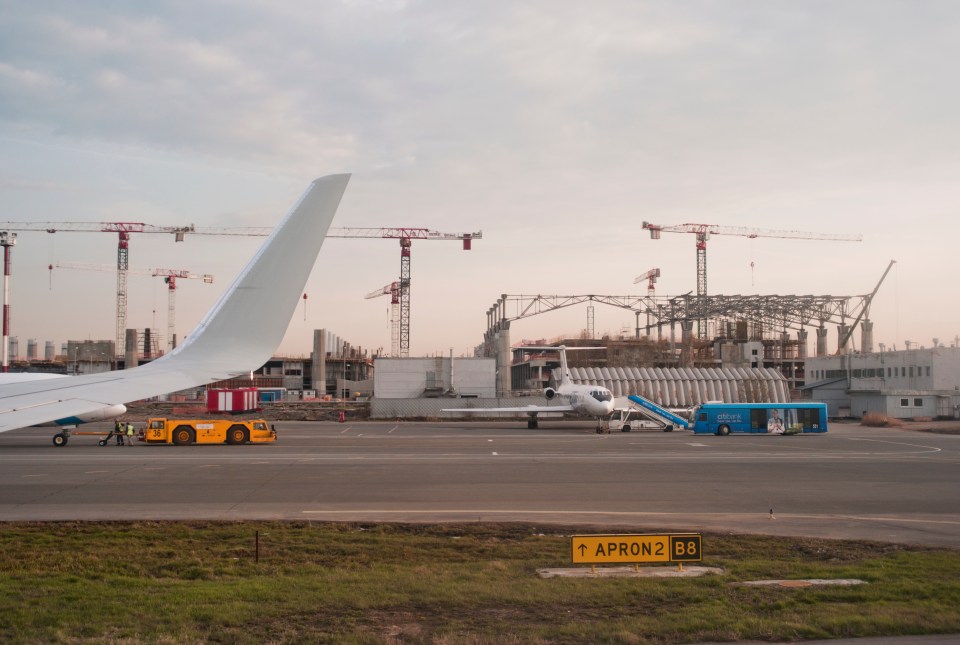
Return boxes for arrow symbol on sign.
[578,544,587,556]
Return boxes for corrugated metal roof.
[562,366,790,404]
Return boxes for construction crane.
[1,222,480,358]
[364,282,400,357]
[54,262,213,353]
[837,259,896,354]
[2,222,193,355]
[1,232,15,372]
[641,221,862,337]
[181,226,480,357]
[633,268,660,337]
[633,267,660,297]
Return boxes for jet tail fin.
[557,346,571,387]
[159,173,351,374]
[0,174,350,433]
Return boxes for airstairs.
[611,394,691,432]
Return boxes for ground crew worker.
[126,422,135,446]
[116,419,125,446]
[108,419,121,446]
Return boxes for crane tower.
[641,221,862,337]
[1,232,15,372]
[633,268,660,337]
[364,282,400,357]
[54,262,213,352]
[329,228,479,357]
[1,222,479,359]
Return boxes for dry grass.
[1,521,959,644]
[860,412,904,427]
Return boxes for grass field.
[1,521,959,644]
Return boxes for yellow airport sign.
[572,533,702,564]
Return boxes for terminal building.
[804,343,960,420]
[11,324,960,421]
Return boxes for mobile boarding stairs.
[611,394,692,432]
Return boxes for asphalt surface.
[1,420,958,549]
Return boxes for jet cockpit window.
[591,390,612,402]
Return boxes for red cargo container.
[207,388,259,413]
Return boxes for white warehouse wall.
[373,357,496,399]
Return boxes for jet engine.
[544,387,557,399]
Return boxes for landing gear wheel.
[172,426,194,445]
[52,433,68,447]
[226,425,249,445]
[527,419,538,429]
[621,424,631,433]
[718,424,730,436]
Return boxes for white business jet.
[442,346,616,432]
[0,173,350,445]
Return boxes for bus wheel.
[621,424,631,432]
[173,426,194,445]
[718,424,730,436]
[226,425,249,445]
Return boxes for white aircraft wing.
[0,173,350,433]
[441,405,576,413]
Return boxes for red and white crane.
[633,268,660,336]
[339,229,479,357]
[641,221,861,336]
[633,267,660,298]
[364,281,400,357]
[54,262,213,353]
[1,222,480,358]
[2,221,193,356]
[1,232,15,372]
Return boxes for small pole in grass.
[256,530,260,564]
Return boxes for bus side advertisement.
[691,403,827,435]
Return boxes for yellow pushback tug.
[141,418,277,445]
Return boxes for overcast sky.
[1,1,958,359]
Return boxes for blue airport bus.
[691,402,828,435]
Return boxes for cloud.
[2,1,960,354]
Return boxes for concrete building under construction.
[479,281,894,398]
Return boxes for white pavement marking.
[298,509,960,528]
[848,438,942,454]
[340,426,353,434]
[388,426,398,434]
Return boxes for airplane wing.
[441,405,576,414]
[0,173,350,433]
